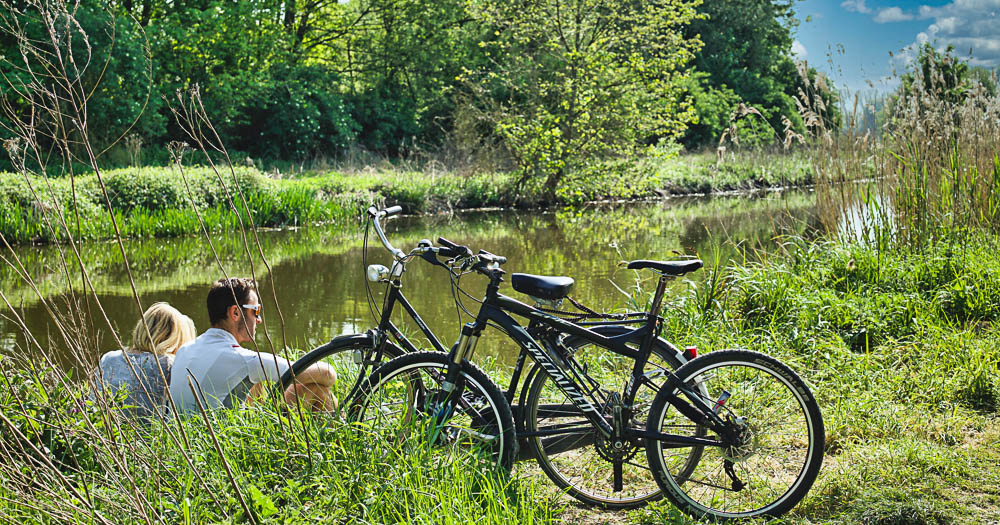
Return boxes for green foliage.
[678,71,741,148]
[464,0,701,194]
[680,0,839,149]
[897,44,973,106]
[338,0,485,152]
[239,65,359,159]
[969,66,999,97]
[0,2,163,171]
[146,1,361,159]
[0,152,815,244]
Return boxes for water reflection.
[815,180,898,243]
[1,192,819,373]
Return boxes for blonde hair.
[131,302,196,356]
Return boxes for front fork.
[430,322,480,426]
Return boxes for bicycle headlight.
[366,264,390,282]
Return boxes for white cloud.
[791,40,808,59]
[841,0,873,14]
[875,7,915,23]
[894,0,1000,69]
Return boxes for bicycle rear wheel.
[523,330,705,509]
[354,351,516,470]
[276,333,404,411]
[645,350,824,521]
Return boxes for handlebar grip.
[438,237,472,257]
[478,249,507,265]
[384,205,403,216]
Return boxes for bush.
[239,65,359,159]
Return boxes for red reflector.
[683,346,698,360]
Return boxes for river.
[0,191,821,374]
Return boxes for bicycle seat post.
[641,273,671,350]
[648,273,670,317]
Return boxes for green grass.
[0,361,555,524]
[0,152,815,245]
[4,229,1000,523]
[632,233,1000,524]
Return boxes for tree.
[333,0,485,153]
[0,1,160,168]
[680,0,838,148]
[464,0,702,194]
[898,43,971,105]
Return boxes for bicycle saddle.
[511,273,575,300]
[626,259,703,275]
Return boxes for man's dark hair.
[207,278,257,326]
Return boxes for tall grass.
[807,52,1000,249]
[0,362,553,523]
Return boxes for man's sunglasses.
[242,304,262,316]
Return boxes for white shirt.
[169,328,290,413]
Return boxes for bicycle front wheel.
[276,333,404,411]
[645,350,824,521]
[354,351,516,470]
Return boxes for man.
[170,277,336,413]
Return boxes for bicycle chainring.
[594,433,642,463]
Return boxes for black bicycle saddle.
[511,273,575,300]
[626,259,703,275]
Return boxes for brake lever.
[420,248,449,269]
[459,255,477,273]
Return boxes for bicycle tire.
[645,350,824,521]
[354,351,517,470]
[275,333,404,410]
[523,327,705,509]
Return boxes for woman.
[96,302,196,419]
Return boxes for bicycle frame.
[356,206,731,453]
[467,276,730,450]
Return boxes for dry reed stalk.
[0,3,268,521]
[167,88,317,457]
[188,374,259,525]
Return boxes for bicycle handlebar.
[367,206,406,261]
[367,205,506,271]
[478,249,507,265]
[438,237,473,258]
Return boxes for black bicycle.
[281,206,825,521]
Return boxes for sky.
[792,0,1000,94]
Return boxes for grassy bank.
[3,230,999,523]
[0,364,555,523]
[633,234,1000,524]
[0,152,813,244]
